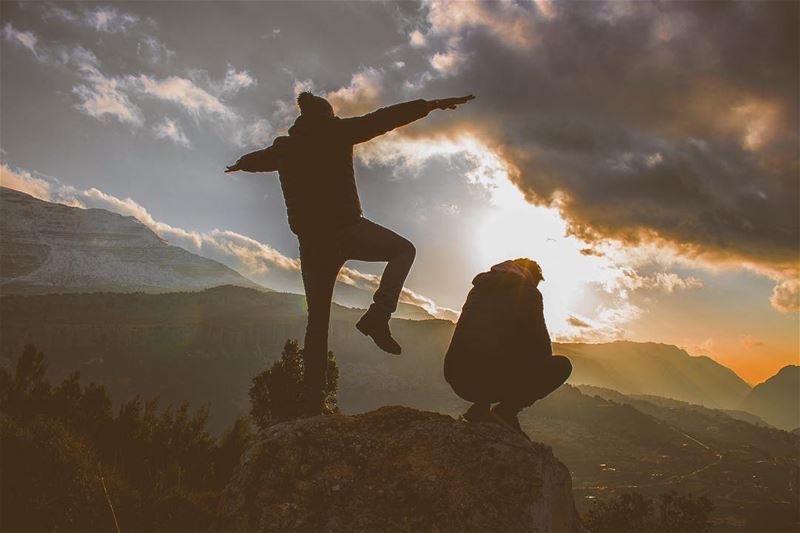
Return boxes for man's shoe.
[356,310,402,355]
[459,402,491,423]
[489,405,531,441]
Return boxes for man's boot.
[356,305,402,355]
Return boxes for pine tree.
[248,339,339,430]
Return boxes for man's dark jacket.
[444,261,552,393]
[231,100,430,237]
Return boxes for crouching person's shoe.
[489,404,531,441]
[459,402,491,423]
[356,306,402,355]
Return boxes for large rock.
[221,406,585,532]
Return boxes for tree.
[584,491,653,533]
[656,490,714,533]
[0,344,249,532]
[249,339,339,430]
[584,490,714,533]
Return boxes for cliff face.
[0,187,260,294]
[221,406,586,533]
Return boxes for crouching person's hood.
[472,260,540,288]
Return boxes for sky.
[1,0,797,384]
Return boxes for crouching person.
[444,258,572,439]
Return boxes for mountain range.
[3,187,797,428]
[559,341,753,410]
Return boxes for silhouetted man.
[227,91,474,414]
[444,258,572,438]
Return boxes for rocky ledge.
[221,406,586,532]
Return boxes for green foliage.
[0,344,255,532]
[584,490,714,533]
[249,339,339,430]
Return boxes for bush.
[0,344,254,532]
[249,339,339,430]
[584,490,714,533]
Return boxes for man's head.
[297,92,334,118]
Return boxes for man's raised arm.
[341,95,475,145]
[225,144,279,173]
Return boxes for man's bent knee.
[398,238,416,261]
[552,355,573,381]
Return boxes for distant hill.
[740,365,800,431]
[0,287,758,425]
[0,187,261,294]
[527,385,799,528]
[555,341,752,409]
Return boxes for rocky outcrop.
[221,406,585,533]
[0,187,260,294]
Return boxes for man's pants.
[299,217,416,395]
[448,354,573,411]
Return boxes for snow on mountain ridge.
[0,186,261,294]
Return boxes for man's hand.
[428,95,475,111]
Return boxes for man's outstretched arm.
[225,145,279,173]
[341,95,474,144]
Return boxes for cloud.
[4,20,246,129]
[137,35,175,64]
[325,68,384,116]
[47,5,142,34]
[2,23,39,56]
[567,315,592,328]
[430,50,462,74]
[425,0,537,49]
[0,164,51,200]
[219,66,256,96]
[770,279,800,313]
[741,334,765,349]
[85,7,140,33]
[69,47,144,126]
[1,162,457,319]
[420,1,798,271]
[152,117,191,147]
[409,30,427,48]
[130,75,235,120]
[614,270,704,295]
[236,119,273,147]
[3,25,144,126]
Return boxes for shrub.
[249,339,339,430]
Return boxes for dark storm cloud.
[408,0,798,273]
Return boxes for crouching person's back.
[444,258,572,439]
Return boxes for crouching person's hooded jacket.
[444,259,555,403]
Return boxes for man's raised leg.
[340,217,416,354]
